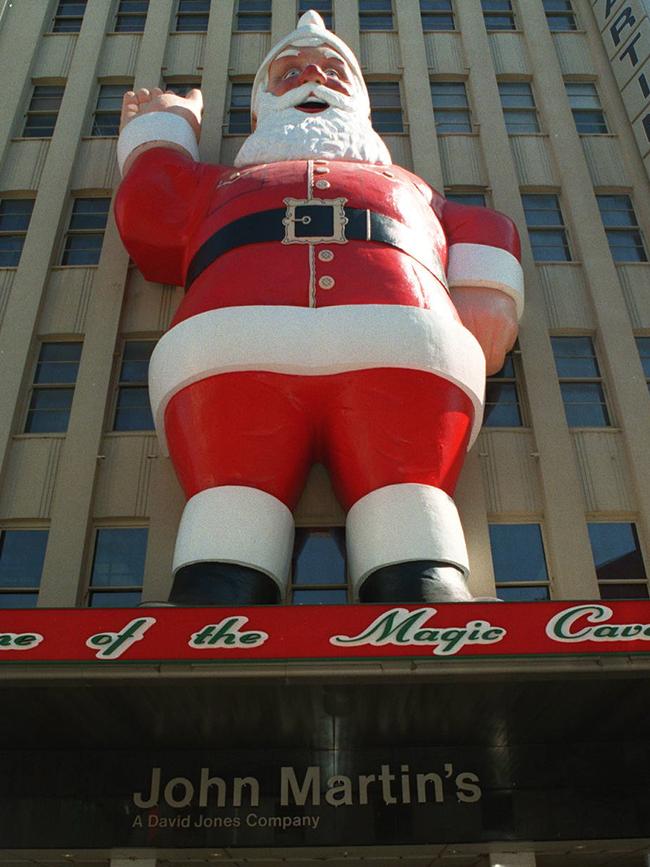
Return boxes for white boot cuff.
[346,484,470,595]
[172,486,294,593]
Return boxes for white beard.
[234,83,392,167]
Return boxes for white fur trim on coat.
[447,243,524,320]
[346,483,470,596]
[172,485,294,591]
[117,112,199,175]
[149,303,486,455]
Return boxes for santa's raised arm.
[115,11,523,606]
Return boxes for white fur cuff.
[117,111,199,175]
[447,243,524,320]
[172,486,294,592]
[346,483,470,597]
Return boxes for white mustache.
[267,82,355,113]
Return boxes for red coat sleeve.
[442,200,521,259]
[114,148,223,286]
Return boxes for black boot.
[170,562,280,605]
[359,560,472,603]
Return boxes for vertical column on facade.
[195,0,236,162]
[394,0,444,186]
[0,0,50,169]
[454,0,599,597]
[333,0,361,60]
[490,854,536,867]
[523,1,650,570]
[36,0,176,606]
[271,0,296,45]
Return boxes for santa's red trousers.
[164,368,474,512]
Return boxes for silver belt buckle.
[282,197,348,245]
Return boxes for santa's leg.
[324,368,475,603]
[163,372,313,604]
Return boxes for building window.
[61,198,110,266]
[359,0,393,31]
[22,85,65,138]
[92,84,129,136]
[431,81,472,133]
[596,194,648,263]
[420,0,454,31]
[445,190,487,206]
[228,82,252,134]
[298,0,332,28]
[236,0,271,31]
[291,528,348,604]
[0,199,34,267]
[175,0,209,32]
[0,529,48,608]
[498,81,540,134]
[113,340,155,431]
[88,528,147,607]
[164,80,201,97]
[25,342,82,434]
[565,82,607,134]
[543,0,576,31]
[588,522,648,599]
[481,0,516,31]
[551,336,610,427]
[368,82,403,133]
[52,0,86,33]
[115,0,148,32]
[521,193,571,261]
[636,337,650,394]
[489,524,550,601]
[484,351,523,427]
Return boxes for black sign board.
[2,743,650,849]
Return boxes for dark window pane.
[292,588,348,605]
[588,522,646,584]
[114,388,154,431]
[165,81,200,96]
[176,15,209,30]
[0,593,39,609]
[551,336,599,377]
[497,585,550,601]
[90,528,147,588]
[89,590,143,607]
[292,528,346,586]
[445,192,487,206]
[560,383,609,426]
[0,199,34,231]
[489,524,549,583]
[23,114,59,137]
[636,337,650,377]
[91,114,120,135]
[69,198,110,230]
[0,237,25,267]
[25,388,74,433]
[484,383,522,426]
[115,14,147,31]
[0,530,48,588]
[61,234,104,265]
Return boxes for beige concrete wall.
[0,0,649,605]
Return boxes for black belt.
[185,198,441,290]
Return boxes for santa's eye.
[325,68,339,78]
[283,69,300,80]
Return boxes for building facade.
[1,0,650,865]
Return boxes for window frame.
[24,341,83,435]
[430,79,473,134]
[91,82,132,137]
[163,79,202,97]
[175,0,210,32]
[290,526,349,605]
[420,0,455,32]
[481,0,516,32]
[489,523,552,602]
[565,81,608,135]
[587,521,649,600]
[0,528,49,608]
[359,0,394,32]
[521,192,572,262]
[483,348,525,428]
[235,0,272,32]
[596,194,648,264]
[51,0,86,33]
[112,339,156,433]
[297,0,332,28]
[367,81,404,134]
[60,197,110,266]
[226,80,253,134]
[498,80,540,134]
[0,198,35,268]
[86,526,148,608]
[543,0,577,31]
[114,0,149,33]
[22,84,65,138]
[444,189,488,207]
[551,335,612,428]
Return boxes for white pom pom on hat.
[250,10,370,120]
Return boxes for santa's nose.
[297,64,328,85]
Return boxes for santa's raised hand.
[119,87,203,175]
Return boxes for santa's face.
[234,44,391,168]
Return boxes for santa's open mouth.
[295,98,329,113]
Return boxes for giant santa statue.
[115,11,523,606]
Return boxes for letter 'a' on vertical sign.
[114,9,524,609]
